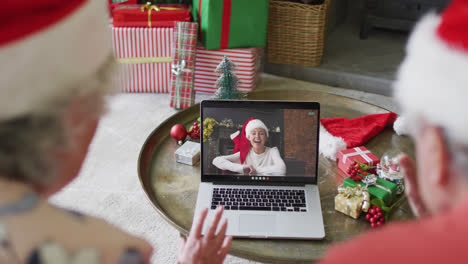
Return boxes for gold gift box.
[334,185,370,219]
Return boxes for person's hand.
[399,154,429,217]
[243,165,256,176]
[177,207,232,264]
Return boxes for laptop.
[194,100,325,239]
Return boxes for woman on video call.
[212,118,286,176]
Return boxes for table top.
[138,89,414,263]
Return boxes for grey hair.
[0,56,117,186]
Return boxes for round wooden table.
[138,90,414,263]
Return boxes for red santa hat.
[393,0,468,145]
[319,113,399,160]
[230,118,269,164]
[245,119,269,138]
[0,0,112,121]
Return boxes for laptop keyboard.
[211,188,307,212]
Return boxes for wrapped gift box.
[113,4,191,28]
[343,177,397,205]
[335,185,369,219]
[170,22,198,109]
[112,27,173,93]
[338,147,380,177]
[194,45,262,94]
[175,141,200,165]
[192,0,269,50]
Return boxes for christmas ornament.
[170,124,187,145]
[377,149,405,195]
[188,122,201,139]
[366,205,385,228]
[213,56,245,100]
[346,160,377,182]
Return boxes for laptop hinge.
[212,181,306,187]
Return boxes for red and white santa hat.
[0,0,112,121]
[245,119,269,138]
[319,113,399,160]
[393,0,468,145]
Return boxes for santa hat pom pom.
[393,116,408,136]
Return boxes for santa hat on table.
[0,0,112,121]
[393,0,468,146]
[230,118,269,164]
[319,112,400,160]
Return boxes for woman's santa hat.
[231,118,269,164]
[245,119,269,138]
[394,0,468,146]
[0,0,112,121]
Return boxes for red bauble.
[170,124,187,143]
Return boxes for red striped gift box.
[112,27,173,93]
[194,45,262,94]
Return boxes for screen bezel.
[200,100,320,185]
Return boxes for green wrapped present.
[344,175,397,206]
[192,0,269,50]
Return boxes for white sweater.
[212,147,286,176]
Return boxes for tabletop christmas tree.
[214,56,245,100]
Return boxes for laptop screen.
[201,100,320,184]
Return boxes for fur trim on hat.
[319,125,347,161]
[394,13,468,144]
[0,0,112,120]
[245,119,269,138]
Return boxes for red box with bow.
[337,147,380,177]
[113,3,191,28]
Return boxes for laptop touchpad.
[239,215,276,234]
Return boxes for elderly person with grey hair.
[0,1,230,264]
[319,0,468,263]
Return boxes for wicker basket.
[266,0,331,67]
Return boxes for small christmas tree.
[214,56,244,100]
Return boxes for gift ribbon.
[117,57,172,64]
[197,0,232,49]
[197,0,202,38]
[337,185,370,214]
[342,147,374,166]
[171,60,192,76]
[220,0,232,49]
[362,174,393,202]
[141,2,185,28]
